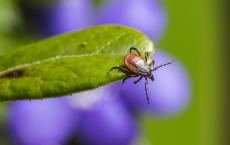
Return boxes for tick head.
[147,71,154,81]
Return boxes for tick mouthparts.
[150,76,154,81]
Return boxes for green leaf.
[0,25,154,101]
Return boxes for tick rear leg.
[122,75,137,84]
[110,66,130,73]
[134,76,143,84]
[130,47,141,56]
[144,77,150,104]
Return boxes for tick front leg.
[134,76,143,84]
[129,47,141,56]
[144,77,150,104]
[151,61,175,71]
[122,75,137,84]
[145,52,149,62]
[148,60,155,68]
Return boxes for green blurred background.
[141,0,222,145]
[0,0,224,145]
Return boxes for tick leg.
[129,47,141,56]
[122,75,137,84]
[110,66,130,73]
[134,76,143,84]
[151,61,175,72]
[145,52,149,62]
[148,60,155,67]
[144,77,150,104]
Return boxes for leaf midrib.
[0,53,122,76]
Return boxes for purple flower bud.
[119,50,191,116]
[97,0,166,40]
[67,85,138,145]
[21,0,94,37]
[7,98,78,145]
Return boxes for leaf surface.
[0,25,154,100]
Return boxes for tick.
[110,47,174,104]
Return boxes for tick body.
[111,47,174,104]
[124,54,150,76]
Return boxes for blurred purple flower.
[7,98,78,145]
[118,50,191,116]
[66,84,138,145]
[97,0,166,40]
[21,0,94,37]
[78,101,138,145]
